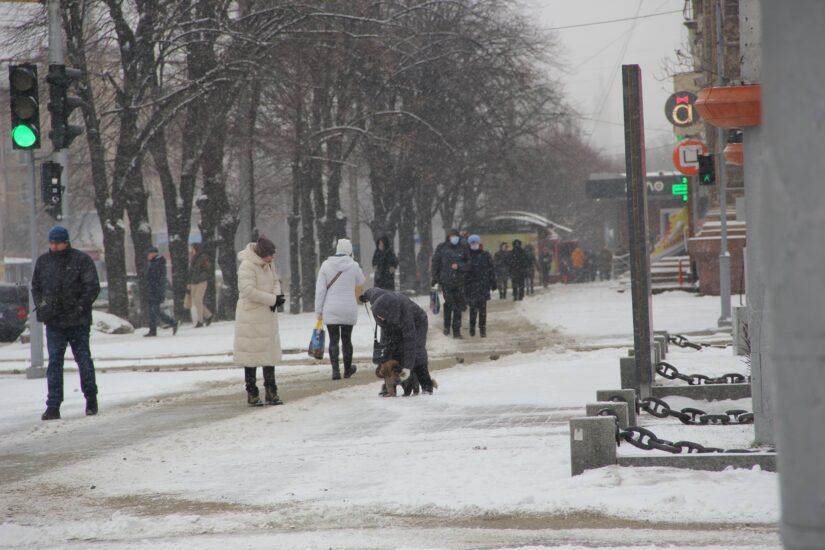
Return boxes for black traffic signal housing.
[46,64,83,151]
[8,64,41,150]
[698,154,715,185]
[41,161,64,220]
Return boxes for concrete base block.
[596,389,637,426]
[586,402,629,429]
[654,335,667,359]
[569,417,617,476]
[654,342,662,365]
[652,383,752,401]
[25,366,47,379]
[732,305,749,356]
[620,356,638,391]
[618,453,776,472]
[654,331,669,355]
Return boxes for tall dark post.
[621,65,654,397]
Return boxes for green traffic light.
[11,124,37,148]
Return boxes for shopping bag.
[308,319,325,360]
[372,324,389,365]
[183,286,192,309]
[430,286,440,314]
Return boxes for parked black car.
[0,283,28,342]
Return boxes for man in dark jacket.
[372,235,398,291]
[145,246,178,337]
[465,235,496,337]
[493,242,510,299]
[31,226,100,421]
[508,239,530,301]
[360,288,435,394]
[431,228,470,338]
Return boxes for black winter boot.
[245,367,263,406]
[247,391,263,406]
[85,396,98,416]
[262,367,281,405]
[344,364,357,378]
[41,407,60,421]
[331,363,341,380]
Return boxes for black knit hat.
[254,236,276,258]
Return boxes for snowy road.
[0,284,779,548]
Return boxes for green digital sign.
[671,176,689,201]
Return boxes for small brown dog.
[375,359,437,396]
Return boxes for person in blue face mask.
[430,228,470,338]
[465,235,496,337]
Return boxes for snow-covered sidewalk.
[0,283,777,549]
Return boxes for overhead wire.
[542,9,683,31]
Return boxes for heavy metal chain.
[596,409,773,455]
[668,334,707,350]
[656,361,749,385]
[606,394,754,425]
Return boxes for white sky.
[523,0,688,160]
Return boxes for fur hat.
[48,225,69,243]
[254,236,276,258]
[335,238,353,256]
[147,245,159,254]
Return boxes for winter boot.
[144,330,157,337]
[194,322,204,328]
[245,367,263,406]
[85,396,98,416]
[205,315,213,327]
[480,326,487,338]
[469,325,475,337]
[265,386,283,406]
[344,364,357,378]
[41,407,60,421]
[262,367,282,405]
[332,365,341,380]
[171,320,179,335]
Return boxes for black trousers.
[526,273,535,295]
[496,275,508,299]
[327,324,354,370]
[511,276,525,301]
[245,366,276,396]
[441,285,465,335]
[468,300,487,332]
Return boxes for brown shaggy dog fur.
[374,359,437,397]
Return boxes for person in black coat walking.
[372,235,398,291]
[508,239,530,301]
[31,226,101,421]
[465,235,497,337]
[431,228,470,338]
[493,242,510,299]
[145,246,178,337]
[360,287,435,394]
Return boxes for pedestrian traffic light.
[41,161,63,220]
[8,64,41,150]
[46,64,83,151]
[698,154,715,185]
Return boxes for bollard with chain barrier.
[606,394,754,426]
[596,408,775,455]
[656,361,750,385]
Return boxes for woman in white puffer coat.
[234,237,285,406]
[315,238,366,380]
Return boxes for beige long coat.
[233,243,282,367]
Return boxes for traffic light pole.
[715,0,731,326]
[25,149,45,379]
[48,0,69,224]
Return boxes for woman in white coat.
[234,237,285,406]
[315,238,366,380]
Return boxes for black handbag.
[372,324,389,365]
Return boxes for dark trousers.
[441,285,465,335]
[526,273,535,295]
[511,276,525,301]
[540,268,550,288]
[413,361,435,391]
[469,300,487,332]
[496,275,508,299]
[46,324,97,409]
[148,300,175,332]
[245,366,276,396]
[327,324,354,371]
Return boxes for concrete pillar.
[596,389,637,426]
[740,0,774,447]
[569,417,617,476]
[762,1,825,546]
[586,402,629,430]
[732,305,748,356]
[619,356,638,392]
